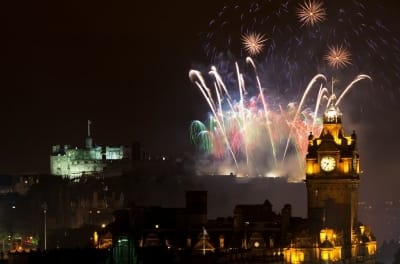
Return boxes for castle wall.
[50,144,129,179]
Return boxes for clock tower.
[305,101,360,258]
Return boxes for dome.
[320,238,334,248]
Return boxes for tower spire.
[86,120,93,149]
[88,120,91,137]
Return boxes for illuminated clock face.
[320,156,336,172]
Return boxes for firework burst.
[189,59,371,179]
[192,0,397,178]
[324,44,352,69]
[203,0,400,100]
[296,0,327,27]
[241,32,267,56]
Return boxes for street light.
[42,203,47,250]
[244,221,249,250]
[10,203,16,240]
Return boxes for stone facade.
[50,122,131,179]
[284,100,376,263]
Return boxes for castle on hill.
[50,121,131,179]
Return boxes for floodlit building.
[283,100,376,263]
[50,121,131,179]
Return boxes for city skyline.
[0,0,400,250]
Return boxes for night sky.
[1,0,400,240]
[0,0,212,173]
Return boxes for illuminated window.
[321,250,330,261]
[219,236,224,249]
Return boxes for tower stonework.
[306,104,360,255]
[283,102,376,263]
[305,103,360,257]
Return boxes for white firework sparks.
[241,32,267,56]
[296,0,327,27]
[324,45,352,69]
